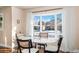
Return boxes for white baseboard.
[0,44,12,48]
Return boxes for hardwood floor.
[0,46,64,53]
[0,46,12,53]
[13,47,45,53]
[13,47,64,53]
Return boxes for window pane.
[57,13,62,32]
[34,16,40,25]
[42,15,55,31]
[57,25,62,32]
[34,26,40,32]
[57,13,62,23]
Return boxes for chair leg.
[20,49,22,53]
[18,48,22,53]
[43,45,45,53]
[17,48,19,53]
[36,50,39,53]
[35,43,36,48]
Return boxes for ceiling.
[0,6,63,10]
[16,6,41,9]
[0,6,41,9]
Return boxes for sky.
[34,15,55,23]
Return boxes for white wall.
[74,7,79,49]
[12,7,26,49]
[25,10,33,36]
[12,7,26,35]
[0,6,12,48]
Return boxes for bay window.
[33,11,63,38]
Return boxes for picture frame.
[17,19,20,24]
[0,13,4,31]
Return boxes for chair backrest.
[33,32,40,37]
[57,37,63,52]
[39,32,48,38]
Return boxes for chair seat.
[22,48,39,53]
[45,45,58,51]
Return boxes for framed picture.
[0,13,4,31]
[17,19,20,24]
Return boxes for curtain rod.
[32,8,63,13]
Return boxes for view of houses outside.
[33,13,62,33]
[42,15,55,31]
[57,13,62,32]
[33,16,40,32]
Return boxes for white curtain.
[26,11,33,37]
[61,7,76,52]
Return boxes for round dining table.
[18,35,58,44]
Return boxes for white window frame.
[32,10,63,39]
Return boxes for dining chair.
[45,37,63,53]
[39,32,48,38]
[37,32,48,49]
[16,34,39,53]
[33,33,40,48]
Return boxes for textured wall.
[0,6,12,48]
